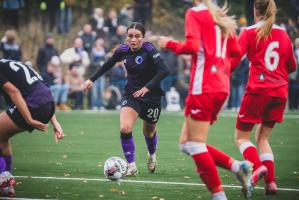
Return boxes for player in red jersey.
[159,0,254,199]
[231,0,297,195]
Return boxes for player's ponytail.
[202,0,237,36]
[254,0,277,43]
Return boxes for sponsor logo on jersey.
[238,114,245,118]
[191,109,201,114]
[135,56,143,64]
[8,106,16,114]
[153,53,160,59]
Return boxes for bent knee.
[120,125,133,134]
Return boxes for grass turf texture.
[10,111,299,199]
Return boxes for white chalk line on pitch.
[0,198,57,200]
[15,175,299,192]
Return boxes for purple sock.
[120,132,135,164]
[4,155,12,172]
[0,157,6,173]
[144,132,157,155]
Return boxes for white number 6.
[264,41,279,71]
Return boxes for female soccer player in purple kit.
[84,22,169,176]
[0,59,64,197]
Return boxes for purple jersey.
[90,42,169,102]
[0,59,53,108]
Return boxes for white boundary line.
[0,198,57,200]
[58,110,299,119]
[15,175,299,192]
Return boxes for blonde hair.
[202,0,237,36]
[254,0,277,43]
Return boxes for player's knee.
[255,133,269,145]
[120,125,133,134]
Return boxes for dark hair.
[127,22,145,36]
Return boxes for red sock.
[207,145,234,170]
[192,152,223,193]
[240,141,262,171]
[260,153,275,184]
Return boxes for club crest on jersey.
[259,73,265,80]
[135,56,143,64]
[211,65,217,73]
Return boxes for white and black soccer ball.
[103,157,127,181]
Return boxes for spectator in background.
[118,4,134,27]
[88,38,107,110]
[40,0,61,32]
[286,18,297,39]
[60,37,90,76]
[176,54,191,108]
[58,0,74,33]
[229,57,249,111]
[43,56,70,110]
[78,24,97,54]
[110,25,127,48]
[65,64,84,109]
[0,30,22,61]
[2,0,24,29]
[109,61,127,96]
[36,33,59,77]
[133,0,153,27]
[104,9,119,38]
[289,37,299,110]
[160,49,178,108]
[89,7,106,37]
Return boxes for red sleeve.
[230,29,248,69]
[287,42,297,73]
[166,9,201,54]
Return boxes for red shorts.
[184,92,228,124]
[236,93,286,131]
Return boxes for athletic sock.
[120,132,135,164]
[0,157,6,173]
[3,155,12,173]
[144,132,157,155]
[240,141,262,171]
[260,153,275,184]
[207,144,234,170]
[188,142,223,193]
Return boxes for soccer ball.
[103,157,127,181]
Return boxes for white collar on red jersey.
[246,20,285,31]
[191,3,208,12]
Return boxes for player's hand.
[133,87,149,97]
[84,79,93,92]
[158,36,172,48]
[52,121,64,142]
[28,119,48,132]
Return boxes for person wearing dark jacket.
[36,34,59,77]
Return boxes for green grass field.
[9,111,299,200]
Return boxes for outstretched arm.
[3,82,48,131]
[50,114,64,142]
[84,53,120,92]
[158,9,201,55]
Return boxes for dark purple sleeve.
[0,72,8,88]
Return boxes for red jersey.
[232,21,297,98]
[166,3,240,95]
